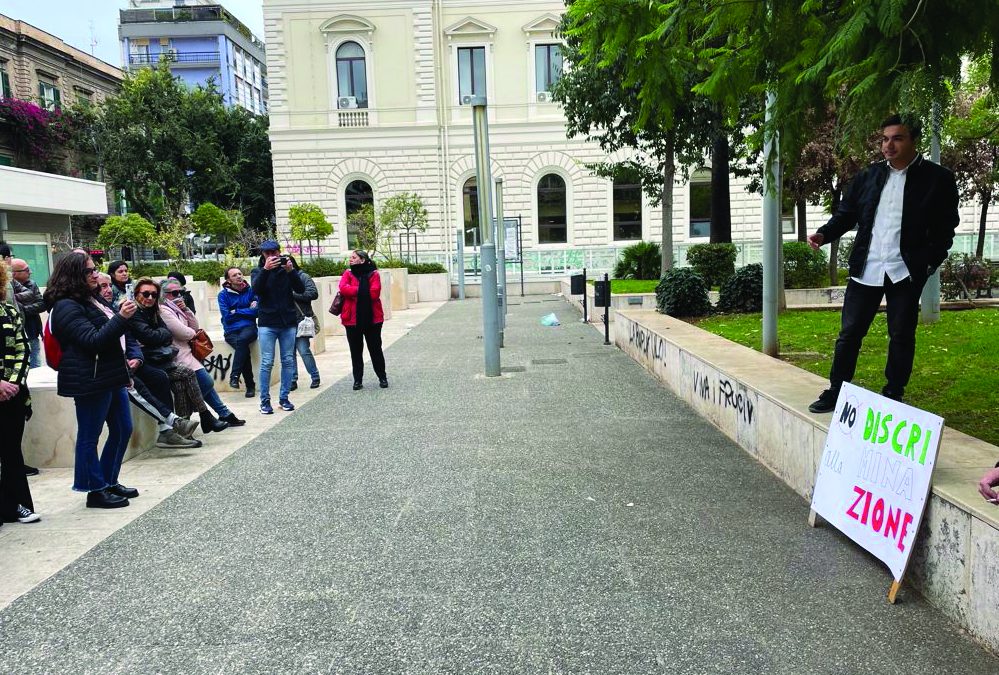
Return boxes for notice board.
[810,382,943,582]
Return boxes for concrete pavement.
[0,297,996,673]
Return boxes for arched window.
[537,173,567,244]
[336,41,368,108]
[462,177,480,247]
[345,179,374,249]
[613,170,643,241]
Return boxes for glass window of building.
[689,169,711,238]
[534,44,563,93]
[38,80,60,111]
[537,173,568,244]
[457,46,486,102]
[336,42,368,108]
[345,179,374,248]
[613,170,643,241]
[1,61,11,98]
[462,177,480,247]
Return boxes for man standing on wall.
[806,114,960,413]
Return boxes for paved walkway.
[1,298,997,673]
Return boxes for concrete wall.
[611,308,999,654]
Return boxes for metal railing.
[120,6,265,52]
[337,111,369,128]
[128,51,220,65]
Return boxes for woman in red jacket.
[339,250,387,390]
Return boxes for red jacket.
[339,269,384,326]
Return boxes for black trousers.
[0,388,33,521]
[345,322,386,383]
[135,363,173,417]
[829,276,925,395]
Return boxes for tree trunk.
[796,197,807,242]
[709,134,732,243]
[977,191,991,259]
[661,138,676,275]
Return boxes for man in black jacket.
[11,259,43,368]
[806,114,960,413]
[250,240,304,414]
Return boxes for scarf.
[91,297,126,353]
[351,262,375,326]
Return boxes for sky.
[1,0,266,68]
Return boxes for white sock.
[157,422,171,433]
[166,413,178,425]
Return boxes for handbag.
[144,344,179,367]
[189,328,214,361]
[42,314,62,370]
[297,315,316,338]
[329,292,343,316]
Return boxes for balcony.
[337,110,369,128]
[128,51,221,67]
[120,6,265,52]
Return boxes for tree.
[943,57,999,259]
[346,204,385,257]
[96,213,156,262]
[379,193,429,262]
[191,202,243,239]
[555,0,724,274]
[288,203,333,260]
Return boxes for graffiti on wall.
[203,353,232,383]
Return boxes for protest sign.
[810,382,943,585]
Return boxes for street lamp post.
[470,96,500,376]
[495,178,507,347]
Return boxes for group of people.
[0,240,389,524]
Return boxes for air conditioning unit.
[460,94,476,106]
[164,49,177,60]
[338,96,358,109]
[536,91,552,103]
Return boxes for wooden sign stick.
[887,580,902,604]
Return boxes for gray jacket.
[292,270,318,319]
[13,278,43,339]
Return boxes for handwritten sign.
[810,382,943,581]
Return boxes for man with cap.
[250,240,304,414]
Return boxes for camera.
[276,256,289,267]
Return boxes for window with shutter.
[1,70,10,99]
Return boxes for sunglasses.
[166,289,184,297]
[84,267,98,276]
[139,291,159,299]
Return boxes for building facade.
[119,0,268,115]
[0,14,119,284]
[264,0,998,273]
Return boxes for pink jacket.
[338,269,384,327]
[159,299,204,372]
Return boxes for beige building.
[264,0,997,273]
[0,15,121,283]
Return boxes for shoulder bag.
[328,292,343,316]
[189,328,214,361]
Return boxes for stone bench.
[608,307,999,653]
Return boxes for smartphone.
[125,281,134,302]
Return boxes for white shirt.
[853,155,919,287]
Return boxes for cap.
[260,239,280,251]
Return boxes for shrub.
[178,260,227,283]
[686,243,737,288]
[783,241,827,288]
[299,257,348,278]
[613,241,661,280]
[717,264,763,313]
[406,262,447,274]
[940,252,991,300]
[128,262,169,279]
[836,268,850,285]
[655,267,711,317]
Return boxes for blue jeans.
[73,388,133,492]
[224,324,257,387]
[258,326,296,402]
[293,336,320,383]
[27,336,41,369]
[195,368,231,418]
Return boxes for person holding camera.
[251,240,304,414]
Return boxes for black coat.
[128,305,176,364]
[49,298,130,398]
[251,265,305,329]
[816,156,960,283]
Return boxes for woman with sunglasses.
[130,279,231,433]
[159,278,244,427]
[43,252,139,509]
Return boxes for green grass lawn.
[587,279,660,294]
[693,308,999,446]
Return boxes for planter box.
[414,273,449,302]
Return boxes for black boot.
[109,483,139,499]
[221,412,246,427]
[201,413,230,433]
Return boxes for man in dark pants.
[806,114,960,413]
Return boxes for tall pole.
[762,91,780,357]
[456,228,465,300]
[920,102,942,323]
[471,97,500,376]
[495,178,508,347]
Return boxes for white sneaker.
[16,504,40,523]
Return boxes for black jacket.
[13,279,44,340]
[816,156,960,283]
[128,305,176,361]
[251,264,305,328]
[49,298,130,398]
